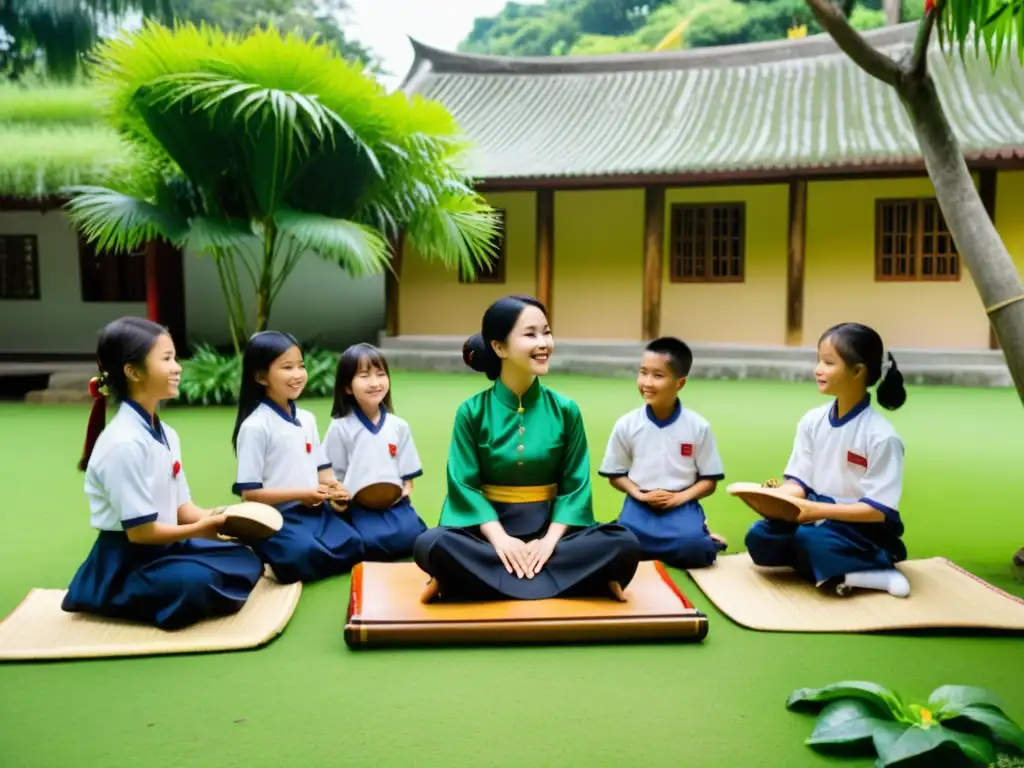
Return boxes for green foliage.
[169,0,381,72]
[787,681,1024,767]
[178,344,339,405]
[62,22,502,349]
[460,0,924,57]
[935,0,1024,66]
[0,82,123,197]
[0,0,172,82]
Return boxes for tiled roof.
[400,25,1024,182]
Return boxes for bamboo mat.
[0,577,301,661]
[687,553,1024,633]
[345,560,708,648]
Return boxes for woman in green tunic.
[414,295,641,602]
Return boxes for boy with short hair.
[598,336,727,569]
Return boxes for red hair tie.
[88,374,108,399]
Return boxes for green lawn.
[1,372,1022,768]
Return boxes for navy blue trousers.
[250,502,364,584]
[745,517,907,584]
[347,497,427,561]
[62,531,264,630]
[616,496,725,569]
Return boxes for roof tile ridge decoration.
[403,23,920,81]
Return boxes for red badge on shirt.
[388,443,398,458]
[681,443,694,457]
[172,460,181,478]
[305,441,312,454]
[847,451,868,468]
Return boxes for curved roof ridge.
[404,23,918,78]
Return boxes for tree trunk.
[897,74,1024,405]
[255,225,277,333]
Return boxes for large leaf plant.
[64,21,502,351]
[787,681,1024,766]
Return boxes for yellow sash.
[481,484,557,504]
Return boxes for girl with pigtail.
[62,317,263,630]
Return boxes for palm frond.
[274,208,391,277]
[183,216,260,256]
[63,185,187,254]
[402,196,504,273]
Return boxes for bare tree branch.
[909,9,937,77]
[804,0,901,86]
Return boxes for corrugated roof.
[400,25,1024,182]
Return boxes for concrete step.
[380,347,1012,387]
[377,334,1008,369]
[24,389,94,404]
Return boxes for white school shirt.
[783,395,904,521]
[85,400,191,531]
[321,406,423,496]
[598,400,725,491]
[232,399,330,496]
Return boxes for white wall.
[0,210,146,354]
[182,247,384,352]
[0,210,385,355]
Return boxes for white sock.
[842,569,910,597]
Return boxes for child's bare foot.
[420,578,441,604]
[608,581,627,602]
[710,532,728,549]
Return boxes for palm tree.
[0,0,170,81]
[797,0,1024,564]
[63,22,501,352]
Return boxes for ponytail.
[875,352,907,411]
[78,374,108,471]
[463,333,501,380]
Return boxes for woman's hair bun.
[462,333,501,379]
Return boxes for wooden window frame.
[875,197,960,282]
[459,208,506,285]
[0,234,41,300]
[78,238,148,303]
[668,202,746,283]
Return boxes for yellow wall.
[398,191,537,336]
[551,189,645,339]
[996,171,1024,279]
[660,184,789,344]
[804,177,987,349]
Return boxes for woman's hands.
[481,522,566,579]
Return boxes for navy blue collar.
[645,399,681,428]
[124,399,167,445]
[261,398,300,426]
[829,394,871,427]
[355,404,387,435]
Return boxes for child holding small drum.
[321,343,427,561]
[744,322,911,598]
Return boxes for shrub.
[179,344,338,406]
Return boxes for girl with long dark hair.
[231,331,364,583]
[62,317,263,629]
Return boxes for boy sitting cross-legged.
[598,337,727,570]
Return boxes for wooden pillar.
[979,169,1000,350]
[642,186,665,340]
[535,189,554,320]
[385,230,405,338]
[786,180,808,346]
[145,239,187,355]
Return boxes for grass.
[0,372,1022,768]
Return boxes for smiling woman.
[413,295,642,603]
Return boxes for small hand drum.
[219,502,284,541]
[353,482,402,510]
[726,482,803,523]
